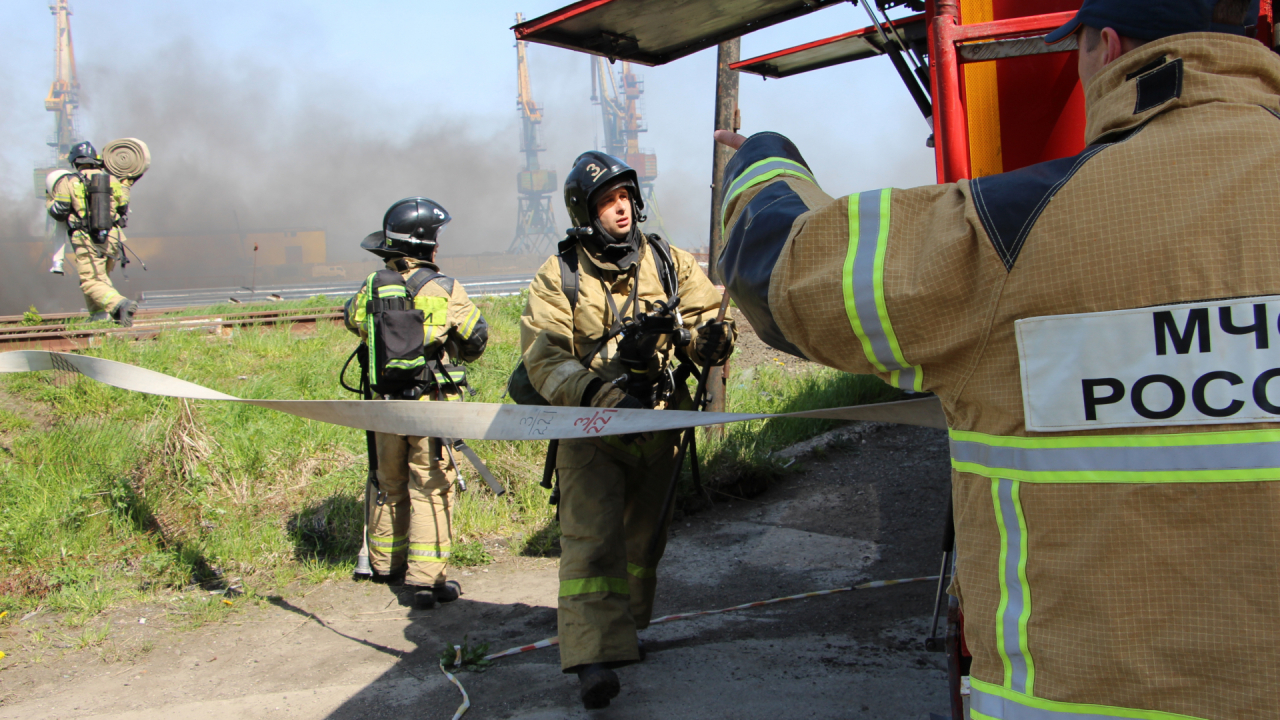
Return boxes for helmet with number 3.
[563,151,645,230]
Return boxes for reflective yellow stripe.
[951,428,1280,484]
[459,307,481,338]
[843,190,922,392]
[992,479,1034,694]
[369,534,407,550]
[559,577,630,597]
[386,357,426,370]
[720,156,818,234]
[626,563,655,579]
[970,678,1207,720]
[408,543,450,559]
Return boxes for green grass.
[0,291,900,623]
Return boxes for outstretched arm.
[716,131,999,394]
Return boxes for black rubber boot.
[577,664,620,710]
[111,299,138,328]
[433,580,462,603]
[406,585,437,609]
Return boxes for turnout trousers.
[556,433,679,672]
[71,231,125,314]
[369,433,455,587]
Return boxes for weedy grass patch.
[0,292,899,624]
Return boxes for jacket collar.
[581,235,648,277]
[386,257,439,273]
[1084,33,1280,145]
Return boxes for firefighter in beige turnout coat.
[344,198,488,609]
[521,152,734,709]
[47,141,137,325]
[717,2,1280,717]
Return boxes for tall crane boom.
[509,12,560,256]
[45,0,80,163]
[590,58,668,238]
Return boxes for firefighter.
[342,197,489,609]
[716,0,1280,716]
[519,152,735,709]
[47,141,137,325]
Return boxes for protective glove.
[587,381,646,444]
[589,382,644,410]
[690,320,735,367]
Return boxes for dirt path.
[0,419,953,719]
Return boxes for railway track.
[0,273,535,352]
[0,307,345,352]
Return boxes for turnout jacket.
[48,168,130,244]
[720,34,1280,720]
[521,237,728,410]
[344,257,488,364]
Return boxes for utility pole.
[708,39,740,285]
[707,39,740,421]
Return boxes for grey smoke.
[84,42,520,258]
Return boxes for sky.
[0,1,936,309]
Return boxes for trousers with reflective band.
[970,679,1208,720]
[370,433,454,586]
[555,437,678,670]
[950,427,1280,483]
[843,189,922,392]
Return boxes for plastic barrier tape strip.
[0,351,947,439]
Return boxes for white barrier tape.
[441,646,471,720]
[480,575,940,662]
[0,351,947,440]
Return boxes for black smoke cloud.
[85,42,519,257]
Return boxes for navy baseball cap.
[1045,0,1214,43]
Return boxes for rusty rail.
[0,307,345,352]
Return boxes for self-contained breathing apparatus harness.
[512,230,706,508]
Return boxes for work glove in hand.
[588,383,647,444]
[691,320,735,367]
[590,383,643,410]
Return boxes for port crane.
[590,57,669,238]
[509,12,560,255]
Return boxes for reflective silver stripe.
[850,190,907,372]
[970,687,1188,720]
[951,437,1279,474]
[996,479,1031,694]
[894,367,919,392]
[720,158,815,223]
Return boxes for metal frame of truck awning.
[513,0,848,66]
[731,13,927,78]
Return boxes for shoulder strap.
[372,268,407,295]
[556,238,580,311]
[646,233,678,300]
[405,268,447,299]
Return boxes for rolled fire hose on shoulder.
[0,351,948,439]
[102,138,151,181]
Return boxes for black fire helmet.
[360,197,451,260]
[68,141,100,168]
[563,151,644,230]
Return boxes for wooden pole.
[707,39,740,423]
[708,38,740,286]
